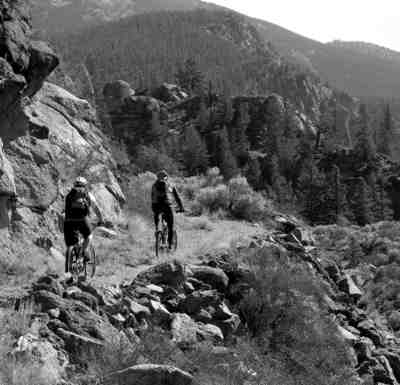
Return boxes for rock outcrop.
[0,0,124,246]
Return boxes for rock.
[179,290,221,315]
[358,319,384,347]
[213,314,241,336]
[171,313,224,348]
[375,355,399,385]
[193,308,213,323]
[13,333,68,383]
[338,273,363,300]
[322,260,342,283]
[152,83,189,103]
[355,338,375,362]
[34,290,119,343]
[189,265,229,292]
[110,313,126,328]
[214,302,235,321]
[136,261,187,288]
[104,364,195,385]
[65,288,99,311]
[146,284,164,294]
[33,275,63,296]
[124,298,151,319]
[25,40,59,97]
[48,308,60,319]
[56,328,103,362]
[338,325,359,344]
[149,300,172,324]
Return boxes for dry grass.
[92,213,263,286]
[0,302,51,385]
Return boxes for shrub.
[195,185,230,213]
[238,246,353,385]
[135,145,181,175]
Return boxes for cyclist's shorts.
[64,217,92,246]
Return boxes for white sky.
[210,0,400,51]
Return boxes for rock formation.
[0,0,124,255]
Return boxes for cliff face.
[0,0,124,250]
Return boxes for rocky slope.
[6,218,400,384]
[0,0,124,260]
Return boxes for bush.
[238,246,353,385]
[195,185,230,213]
[135,145,181,175]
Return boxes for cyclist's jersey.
[151,180,183,208]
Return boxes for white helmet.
[74,176,88,187]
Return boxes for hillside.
[29,0,219,36]
[29,0,400,100]
[252,18,400,100]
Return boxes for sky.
[210,0,400,51]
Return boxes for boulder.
[357,319,384,347]
[149,300,172,325]
[136,261,187,288]
[104,364,196,385]
[56,328,103,362]
[171,313,223,348]
[189,265,229,292]
[338,273,363,300]
[152,83,189,103]
[179,290,221,315]
[13,333,68,383]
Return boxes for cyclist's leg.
[152,204,161,232]
[163,205,174,249]
[64,220,79,272]
[79,217,93,260]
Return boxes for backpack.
[152,180,171,205]
[66,187,90,218]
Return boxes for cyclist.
[63,176,104,274]
[151,170,184,250]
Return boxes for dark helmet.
[157,170,168,180]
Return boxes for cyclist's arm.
[172,186,184,212]
[88,192,104,223]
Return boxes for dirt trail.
[91,216,264,287]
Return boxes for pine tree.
[354,104,376,163]
[182,125,209,175]
[348,176,373,226]
[377,104,392,156]
[215,128,239,180]
[246,157,261,189]
[175,58,204,94]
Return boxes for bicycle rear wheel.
[84,245,96,279]
[69,246,84,279]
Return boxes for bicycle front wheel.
[155,231,163,257]
[171,230,178,251]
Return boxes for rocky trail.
[3,218,400,385]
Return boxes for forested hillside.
[29,0,208,36]
[253,18,400,100]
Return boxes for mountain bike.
[155,210,183,257]
[66,227,98,281]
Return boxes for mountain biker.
[151,170,184,250]
[64,176,104,274]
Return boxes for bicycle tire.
[84,245,96,279]
[155,231,163,257]
[171,229,178,251]
[69,246,84,279]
